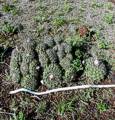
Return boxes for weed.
[92,1,103,8]
[97,40,109,49]
[63,0,72,13]
[103,12,113,24]
[104,2,113,10]
[17,111,25,120]
[2,4,19,15]
[96,101,109,113]
[79,88,94,102]
[35,11,48,23]
[65,35,88,47]
[37,101,47,114]
[56,98,76,116]
[1,22,23,35]
[52,16,66,27]
[71,58,83,72]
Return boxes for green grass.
[56,98,76,116]
[2,4,19,15]
[52,16,66,27]
[37,101,47,114]
[1,22,17,34]
[103,12,114,24]
[96,101,109,113]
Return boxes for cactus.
[66,54,73,61]
[64,67,76,82]
[46,49,58,63]
[36,43,48,52]
[39,50,49,67]
[23,38,35,51]
[21,74,37,90]
[20,39,39,90]
[21,60,38,90]
[57,44,65,60]
[43,64,62,89]
[54,34,63,44]
[44,35,55,48]
[60,57,71,70]
[62,42,72,54]
[10,48,21,83]
[85,57,106,83]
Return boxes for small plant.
[103,13,113,24]
[92,1,103,8]
[71,58,83,72]
[35,4,48,23]
[104,2,113,10]
[97,40,109,49]
[2,4,19,15]
[1,22,18,35]
[17,111,26,120]
[37,101,47,114]
[97,101,109,113]
[63,0,72,13]
[65,35,87,47]
[56,98,75,116]
[52,16,66,27]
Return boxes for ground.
[0,0,115,120]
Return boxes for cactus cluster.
[9,34,108,90]
[36,34,75,87]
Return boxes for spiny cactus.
[43,64,62,89]
[62,42,72,54]
[66,54,73,61]
[46,49,58,63]
[23,38,35,51]
[38,50,49,67]
[57,44,66,60]
[64,67,76,82]
[10,48,21,83]
[20,39,39,90]
[85,57,106,83]
[36,43,48,52]
[60,57,71,70]
[21,60,38,90]
[44,35,55,48]
[54,34,63,44]
[21,74,37,90]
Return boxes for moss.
[46,49,58,64]
[10,48,21,83]
[43,64,62,89]
[85,58,106,83]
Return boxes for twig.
[9,84,115,96]
[0,111,15,116]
